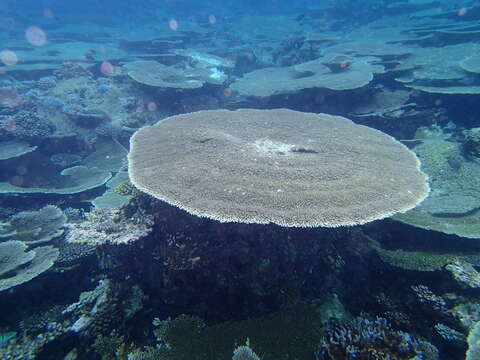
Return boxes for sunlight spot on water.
[25,26,48,47]
[0,50,18,66]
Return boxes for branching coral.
[317,316,439,360]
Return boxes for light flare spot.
[0,50,18,66]
[43,8,54,19]
[16,165,28,176]
[25,26,48,46]
[147,102,157,112]
[100,61,115,76]
[208,15,216,24]
[169,19,179,31]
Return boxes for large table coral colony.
[128,109,429,227]
[1,1,480,359]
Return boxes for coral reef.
[139,303,323,360]
[63,279,135,336]
[124,61,204,89]
[0,305,73,359]
[373,243,460,272]
[0,241,59,292]
[0,205,66,244]
[434,323,465,344]
[462,128,480,160]
[230,56,383,96]
[56,241,97,264]
[317,316,439,360]
[0,140,37,160]
[65,207,153,246]
[92,333,127,360]
[2,2,480,360]
[445,261,480,289]
[92,170,133,209]
[232,343,261,360]
[0,278,144,359]
[393,130,480,238]
[466,321,480,360]
[411,285,448,313]
[128,109,428,227]
[7,111,55,141]
[127,347,167,360]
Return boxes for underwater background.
[1,0,480,359]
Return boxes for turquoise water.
[0,1,479,359]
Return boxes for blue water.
[0,1,479,359]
